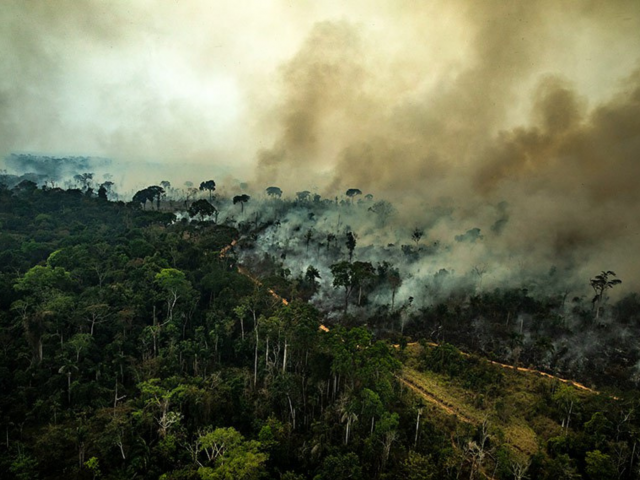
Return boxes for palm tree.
[337,394,358,445]
[590,271,622,320]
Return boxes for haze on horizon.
[2,0,640,289]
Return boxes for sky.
[2,0,640,288]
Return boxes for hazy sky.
[2,1,640,286]
[1,2,637,171]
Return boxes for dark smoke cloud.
[255,0,640,289]
[2,1,640,288]
[256,1,548,192]
[257,20,366,188]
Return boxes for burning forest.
[2,1,640,479]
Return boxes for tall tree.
[132,185,164,210]
[266,186,282,198]
[189,199,217,222]
[590,271,622,320]
[352,261,375,306]
[146,185,165,210]
[233,194,250,213]
[388,267,402,310]
[305,265,321,291]
[411,227,424,246]
[296,191,310,202]
[331,261,358,315]
[196,427,267,480]
[199,180,216,201]
[137,380,185,439]
[346,188,362,204]
[346,232,357,262]
[155,268,194,323]
[304,229,313,253]
[73,172,93,190]
[13,264,73,363]
[98,180,114,200]
[132,188,152,209]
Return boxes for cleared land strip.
[491,362,596,393]
[398,369,477,425]
[396,374,473,423]
[399,368,538,456]
[398,342,599,395]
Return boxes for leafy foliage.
[0,181,638,480]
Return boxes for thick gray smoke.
[2,1,640,290]
[254,1,640,291]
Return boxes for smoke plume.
[2,1,640,287]
[253,1,640,289]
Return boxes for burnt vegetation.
[0,170,639,480]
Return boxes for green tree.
[552,385,579,435]
[359,388,384,435]
[352,261,375,307]
[58,357,79,404]
[67,333,93,364]
[133,185,165,210]
[546,453,580,479]
[84,456,101,479]
[74,172,93,190]
[137,379,185,439]
[147,185,165,210]
[388,267,402,311]
[329,326,400,393]
[196,427,267,480]
[304,265,321,296]
[401,451,435,480]
[189,199,217,222]
[155,268,194,323]
[13,265,73,362]
[132,188,152,209]
[314,452,362,480]
[375,411,399,470]
[585,450,615,480]
[10,453,40,480]
[331,261,357,315]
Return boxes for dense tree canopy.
[0,178,638,480]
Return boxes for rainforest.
[0,170,639,479]
[2,1,640,478]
